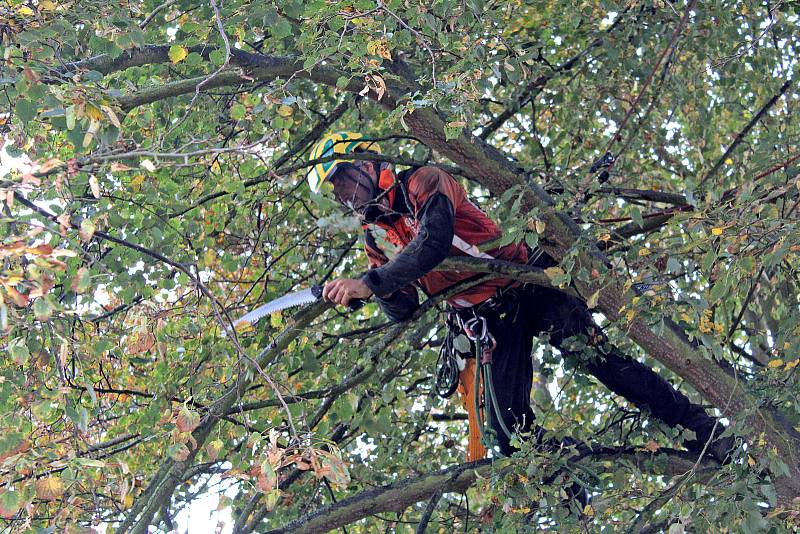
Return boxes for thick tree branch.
[265,448,718,534]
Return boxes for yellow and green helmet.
[306,132,382,193]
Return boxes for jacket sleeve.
[361,193,455,298]
[362,230,420,322]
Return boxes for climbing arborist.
[307,132,733,463]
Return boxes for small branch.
[415,489,443,534]
[139,0,178,29]
[605,0,697,155]
[698,78,794,187]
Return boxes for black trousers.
[480,283,718,456]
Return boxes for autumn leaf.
[205,439,224,461]
[644,440,660,452]
[169,45,189,64]
[176,406,201,433]
[80,219,96,242]
[0,432,31,461]
[168,443,190,461]
[767,359,784,368]
[543,266,565,281]
[70,267,90,294]
[366,39,392,60]
[35,476,65,501]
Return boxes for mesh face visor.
[327,162,378,212]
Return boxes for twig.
[376,0,436,87]
[698,78,794,187]
[604,0,697,156]
[139,0,178,29]
[416,489,443,534]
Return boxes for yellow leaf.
[767,359,784,368]
[711,227,723,236]
[366,39,392,60]
[785,359,798,370]
[130,174,145,191]
[17,6,34,16]
[35,476,64,501]
[169,45,189,64]
[724,158,733,165]
[747,455,756,467]
[276,105,294,117]
[543,266,565,281]
[39,0,58,10]
[101,104,122,128]
[85,104,105,122]
[638,248,651,256]
[582,504,594,517]
[586,290,599,309]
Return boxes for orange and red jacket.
[359,164,528,321]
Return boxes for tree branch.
[265,448,719,534]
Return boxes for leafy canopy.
[0,0,799,532]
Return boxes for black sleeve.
[375,285,420,323]
[361,193,455,298]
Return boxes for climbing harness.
[459,312,514,449]
[435,302,518,460]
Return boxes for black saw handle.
[311,284,366,311]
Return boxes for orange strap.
[457,358,487,461]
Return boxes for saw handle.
[311,284,367,311]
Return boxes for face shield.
[327,161,379,213]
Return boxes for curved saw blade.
[234,285,323,327]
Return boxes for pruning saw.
[233,285,365,327]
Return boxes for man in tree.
[310,132,732,462]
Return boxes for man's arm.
[361,193,455,298]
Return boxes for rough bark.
[265,449,718,534]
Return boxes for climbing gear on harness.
[306,132,382,193]
[443,305,518,461]
[434,315,469,398]
[461,313,513,445]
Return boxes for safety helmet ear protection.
[306,132,382,193]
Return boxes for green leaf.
[230,103,247,120]
[14,99,37,124]
[9,341,30,365]
[0,490,21,519]
[34,297,54,321]
[272,18,292,39]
